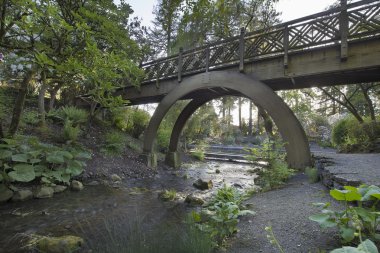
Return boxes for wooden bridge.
[118,0,380,104]
[111,0,380,170]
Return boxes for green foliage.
[59,107,88,126]
[191,143,206,161]
[332,117,380,152]
[159,189,177,201]
[194,185,255,246]
[305,167,319,183]
[63,121,81,142]
[256,160,295,191]
[246,139,294,190]
[102,131,126,155]
[0,136,90,185]
[310,185,380,244]
[80,214,213,253]
[111,108,150,138]
[21,110,40,126]
[331,239,379,253]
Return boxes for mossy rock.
[35,235,84,253]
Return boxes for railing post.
[283,25,289,68]
[178,47,183,83]
[155,62,160,88]
[205,47,210,72]
[239,27,246,73]
[340,0,348,61]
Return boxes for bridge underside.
[119,39,380,105]
[141,71,312,170]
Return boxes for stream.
[0,161,259,253]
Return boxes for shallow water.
[0,161,258,253]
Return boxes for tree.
[0,0,144,137]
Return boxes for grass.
[77,214,213,253]
[305,167,319,183]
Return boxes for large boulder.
[110,174,122,182]
[193,179,213,190]
[0,185,13,203]
[34,186,54,199]
[185,194,205,206]
[53,185,67,194]
[12,189,33,202]
[71,180,83,191]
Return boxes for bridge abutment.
[165,151,181,168]
[140,152,157,168]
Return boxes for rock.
[35,235,84,253]
[185,194,205,206]
[53,185,67,193]
[12,190,33,202]
[0,185,13,203]
[193,179,213,190]
[215,169,221,174]
[71,180,83,191]
[110,174,122,182]
[86,180,100,186]
[34,186,54,199]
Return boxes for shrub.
[60,106,88,126]
[305,167,319,183]
[111,108,150,138]
[195,185,255,245]
[0,136,91,185]
[310,185,380,244]
[63,121,81,142]
[332,117,380,152]
[102,131,126,155]
[128,109,150,138]
[21,110,40,126]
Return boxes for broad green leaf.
[330,189,361,202]
[312,202,330,208]
[309,214,337,228]
[11,154,28,163]
[0,150,12,159]
[330,247,361,253]
[57,151,73,160]
[359,185,380,201]
[34,165,48,177]
[46,153,65,164]
[29,158,41,164]
[357,239,379,253]
[8,164,35,182]
[355,207,375,224]
[340,226,355,243]
[65,160,83,176]
[74,151,91,159]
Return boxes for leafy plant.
[0,136,91,185]
[310,185,380,244]
[194,185,255,246]
[101,131,126,155]
[63,121,81,142]
[158,189,177,201]
[331,239,379,253]
[60,106,88,126]
[246,139,294,190]
[305,167,319,183]
[191,142,207,161]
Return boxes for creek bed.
[0,161,258,253]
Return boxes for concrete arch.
[142,71,311,169]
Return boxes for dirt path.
[227,174,343,253]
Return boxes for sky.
[123,0,338,28]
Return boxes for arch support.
[142,71,311,169]
[165,95,221,168]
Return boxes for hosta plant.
[0,136,91,185]
[310,185,380,244]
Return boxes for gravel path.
[227,174,343,253]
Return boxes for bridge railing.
[141,0,380,84]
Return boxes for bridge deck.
[114,0,380,105]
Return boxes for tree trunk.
[38,79,48,127]
[48,83,62,111]
[238,98,242,131]
[248,101,253,136]
[8,70,34,137]
[257,105,274,138]
[360,84,376,122]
